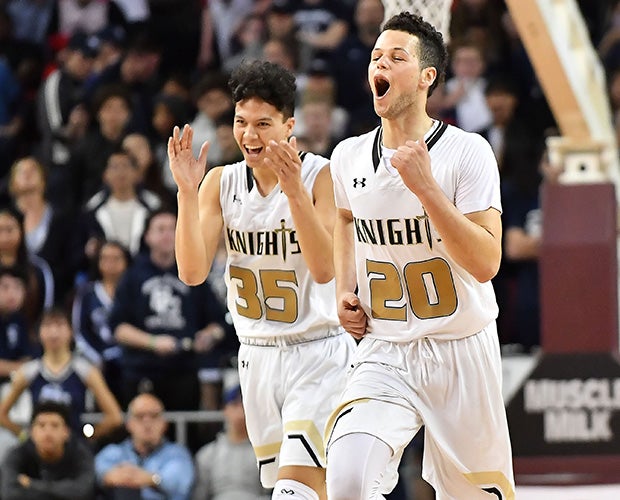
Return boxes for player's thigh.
[421,328,514,499]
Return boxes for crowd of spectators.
[0,0,617,498]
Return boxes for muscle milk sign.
[506,353,620,456]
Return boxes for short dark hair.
[31,400,71,427]
[382,12,448,97]
[228,60,296,119]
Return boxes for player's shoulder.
[440,123,493,151]
[333,128,379,154]
[299,150,329,169]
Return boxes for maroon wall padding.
[540,183,618,353]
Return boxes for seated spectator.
[36,31,95,212]
[0,205,54,333]
[0,266,31,387]
[189,72,233,169]
[151,93,191,195]
[95,393,195,500]
[72,240,131,401]
[8,156,75,303]
[109,208,231,414]
[0,308,122,442]
[77,149,161,261]
[441,39,493,132]
[192,384,271,500]
[295,97,340,157]
[122,132,172,207]
[69,83,133,209]
[213,109,243,165]
[0,400,96,500]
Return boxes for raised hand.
[264,136,304,198]
[168,124,210,194]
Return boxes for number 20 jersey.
[331,122,502,343]
[220,153,340,338]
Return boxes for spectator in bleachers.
[223,13,267,73]
[0,205,54,334]
[189,72,233,169]
[4,0,56,47]
[0,307,123,442]
[109,208,230,414]
[192,384,271,500]
[477,76,545,349]
[85,32,163,137]
[69,83,133,209]
[329,0,383,137]
[151,93,192,195]
[8,156,75,304]
[302,95,342,156]
[212,108,243,166]
[78,148,161,260]
[264,0,300,66]
[200,0,255,72]
[122,132,176,209]
[91,24,127,77]
[262,36,298,73]
[0,266,31,386]
[0,54,22,179]
[449,0,509,74]
[95,392,195,500]
[441,39,493,132]
[496,143,551,353]
[36,31,96,211]
[55,0,126,38]
[72,240,130,404]
[292,0,352,74]
[0,400,96,500]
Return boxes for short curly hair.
[382,12,448,97]
[228,60,296,119]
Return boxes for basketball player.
[168,60,355,500]
[325,12,515,500]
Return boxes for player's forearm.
[417,186,501,282]
[288,189,334,283]
[334,210,357,296]
[176,191,212,285]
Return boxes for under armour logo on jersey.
[353,178,367,188]
[280,489,295,495]
[232,194,242,204]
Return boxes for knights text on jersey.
[219,153,340,338]
[330,122,501,342]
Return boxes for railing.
[81,410,225,446]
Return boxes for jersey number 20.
[368,257,457,320]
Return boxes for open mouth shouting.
[374,75,391,99]
[244,145,263,158]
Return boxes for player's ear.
[420,67,437,91]
[285,116,295,139]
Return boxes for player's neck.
[249,167,279,197]
[381,113,434,149]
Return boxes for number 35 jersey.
[220,153,340,338]
[331,122,502,342]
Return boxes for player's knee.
[271,479,319,500]
[326,434,391,500]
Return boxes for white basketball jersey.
[331,121,501,342]
[220,153,340,338]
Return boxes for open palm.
[168,124,210,193]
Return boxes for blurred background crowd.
[0,0,618,498]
